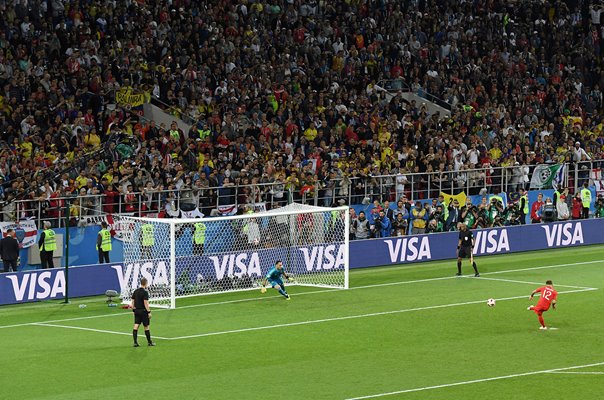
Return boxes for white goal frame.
[117,204,349,308]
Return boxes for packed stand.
[0,0,602,229]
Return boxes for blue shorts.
[269,279,284,288]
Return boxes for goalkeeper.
[261,260,292,300]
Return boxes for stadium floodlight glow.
[117,203,350,308]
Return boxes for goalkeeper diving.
[261,260,293,300]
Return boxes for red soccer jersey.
[535,286,558,310]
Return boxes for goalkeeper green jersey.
[266,266,285,281]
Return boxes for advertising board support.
[64,202,70,304]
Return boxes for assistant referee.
[456,223,480,277]
[131,278,155,347]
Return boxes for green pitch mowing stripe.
[0,245,603,400]
[345,361,604,399]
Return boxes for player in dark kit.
[456,223,480,277]
[131,278,155,347]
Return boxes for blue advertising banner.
[0,264,120,305]
[350,219,604,268]
[1,219,603,305]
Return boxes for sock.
[145,330,152,343]
[538,315,545,328]
[472,262,479,274]
[133,330,138,344]
[278,288,288,297]
[457,261,462,274]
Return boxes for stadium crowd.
[0,0,603,227]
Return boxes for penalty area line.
[545,371,604,375]
[32,322,170,340]
[344,361,604,400]
[468,276,595,290]
[165,288,596,340]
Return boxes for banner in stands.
[0,220,38,248]
[115,88,151,107]
[1,219,603,305]
[80,214,135,242]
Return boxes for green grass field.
[1,246,603,400]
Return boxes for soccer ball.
[487,298,496,307]
[252,238,260,246]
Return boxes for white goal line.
[345,361,604,399]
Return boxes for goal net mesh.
[117,204,349,308]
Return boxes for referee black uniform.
[131,278,155,347]
[456,224,480,277]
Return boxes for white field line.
[545,371,604,375]
[344,361,604,400]
[470,276,594,290]
[165,288,597,340]
[32,322,169,340]
[0,259,601,330]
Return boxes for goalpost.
[117,203,350,308]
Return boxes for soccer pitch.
[1,246,603,400]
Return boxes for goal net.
[117,203,349,308]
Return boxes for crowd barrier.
[0,219,602,305]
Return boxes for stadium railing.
[2,160,602,227]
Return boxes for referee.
[131,278,155,347]
[456,223,480,277]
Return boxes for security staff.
[580,182,592,219]
[38,221,56,269]
[519,189,529,224]
[0,229,20,272]
[192,220,206,256]
[97,221,112,263]
[140,222,155,260]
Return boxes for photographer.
[541,198,557,223]
[372,210,392,238]
[595,194,604,218]
[487,198,504,227]
[461,200,478,229]
[392,212,408,236]
[352,211,371,240]
[426,205,445,233]
[502,203,522,226]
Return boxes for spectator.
[0,228,20,272]
[557,189,571,221]
[572,193,584,220]
[531,193,545,224]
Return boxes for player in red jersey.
[527,280,557,330]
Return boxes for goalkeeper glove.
[260,287,267,294]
